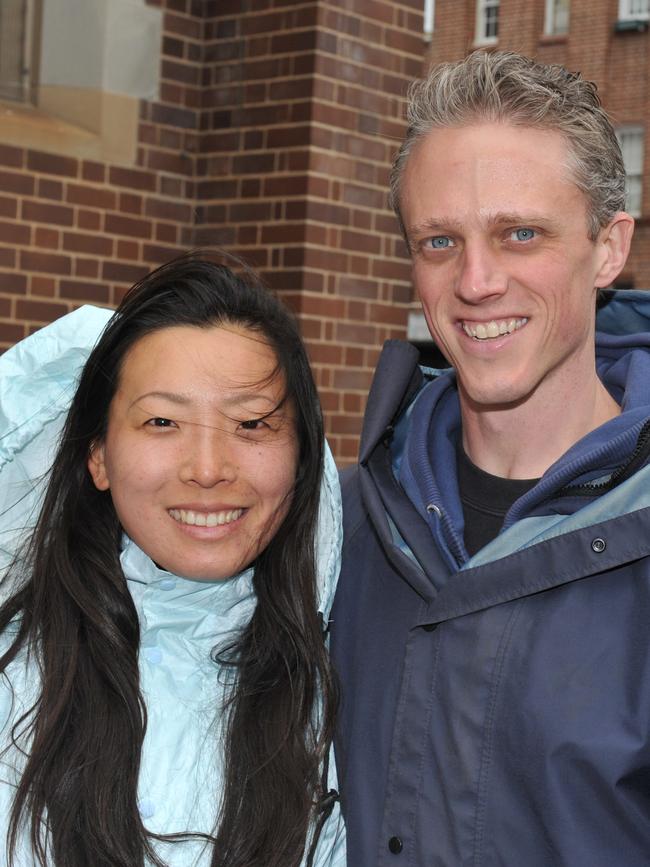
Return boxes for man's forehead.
[402,122,588,232]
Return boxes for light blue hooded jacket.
[0,306,346,867]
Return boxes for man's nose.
[455,241,507,304]
[179,425,237,488]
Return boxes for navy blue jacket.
[330,290,650,866]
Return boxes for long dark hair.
[0,254,337,867]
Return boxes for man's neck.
[460,373,621,480]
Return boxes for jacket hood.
[358,288,650,576]
[0,305,342,617]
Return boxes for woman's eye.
[239,418,267,431]
[427,236,455,249]
[146,417,175,428]
[510,227,536,242]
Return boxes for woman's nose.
[179,425,237,488]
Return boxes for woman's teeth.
[169,508,243,527]
[462,317,528,340]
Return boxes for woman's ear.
[88,442,110,491]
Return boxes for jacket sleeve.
[0,305,113,574]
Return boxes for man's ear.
[595,211,635,289]
[87,441,110,491]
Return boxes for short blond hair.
[390,50,626,242]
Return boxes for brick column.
[199,0,424,461]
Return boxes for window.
[424,0,435,39]
[618,0,650,20]
[616,127,644,217]
[475,0,499,44]
[544,0,570,35]
[0,0,40,103]
[0,0,162,165]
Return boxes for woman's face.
[88,324,298,581]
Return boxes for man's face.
[401,122,629,411]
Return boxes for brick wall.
[0,0,425,464]
[197,0,424,460]
[0,0,200,346]
[428,0,650,288]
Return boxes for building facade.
[0,0,648,462]
[0,0,427,462]
[427,0,650,289]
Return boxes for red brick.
[0,249,16,269]
[27,151,78,177]
[0,196,16,219]
[145,197,192,222]
[20,250,71,275]
[0,321,25,342]
[0,170,34,196]
[66,183,116,210]
[0,272,27,294]
[22,200,74,226]
[15,299,69,322]
[0,144,23,168]
[164,11,202,39]
[108,166,157,192]
[37,178,64,200]
[146,149,193,175]
[156,222,178,243]
[77,209,102,231]
[82,161,105,183]
[60,279,110,304]
[143,242,182,262]
[104,214,153,239]
[119,193,143,214]
[116,240,140,260]
[63,231,113,256]
[74,258,100,278]
[162,59,201,86]
[102,260,149,283]
[34,227,60,249]
[0,220,30,245]
[333,367,374,390]
[31,276,56,297]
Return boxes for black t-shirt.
[457,444,539,557]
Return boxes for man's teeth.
[462,317,528,340]
[169,508,243,527]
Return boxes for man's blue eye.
[430,236,453,249]
[513,228,535,242]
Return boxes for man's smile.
[461,317,528,340]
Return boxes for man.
[330,50,650,866]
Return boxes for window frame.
[475,0,500,46]
[616,125,645,218]
[544,0,570,36]
[618,0,650,21]
[424,0,435,39]
[0,0,41,104]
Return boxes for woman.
[0,255,344,867]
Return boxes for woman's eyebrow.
[220,391,284,411]
[129,390,284,411]
[129,390,192,410]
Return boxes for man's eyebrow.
[483,211,552,227]
[407,217,464,237]
[407,212,553,238]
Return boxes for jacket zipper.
[559,418,650,497]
